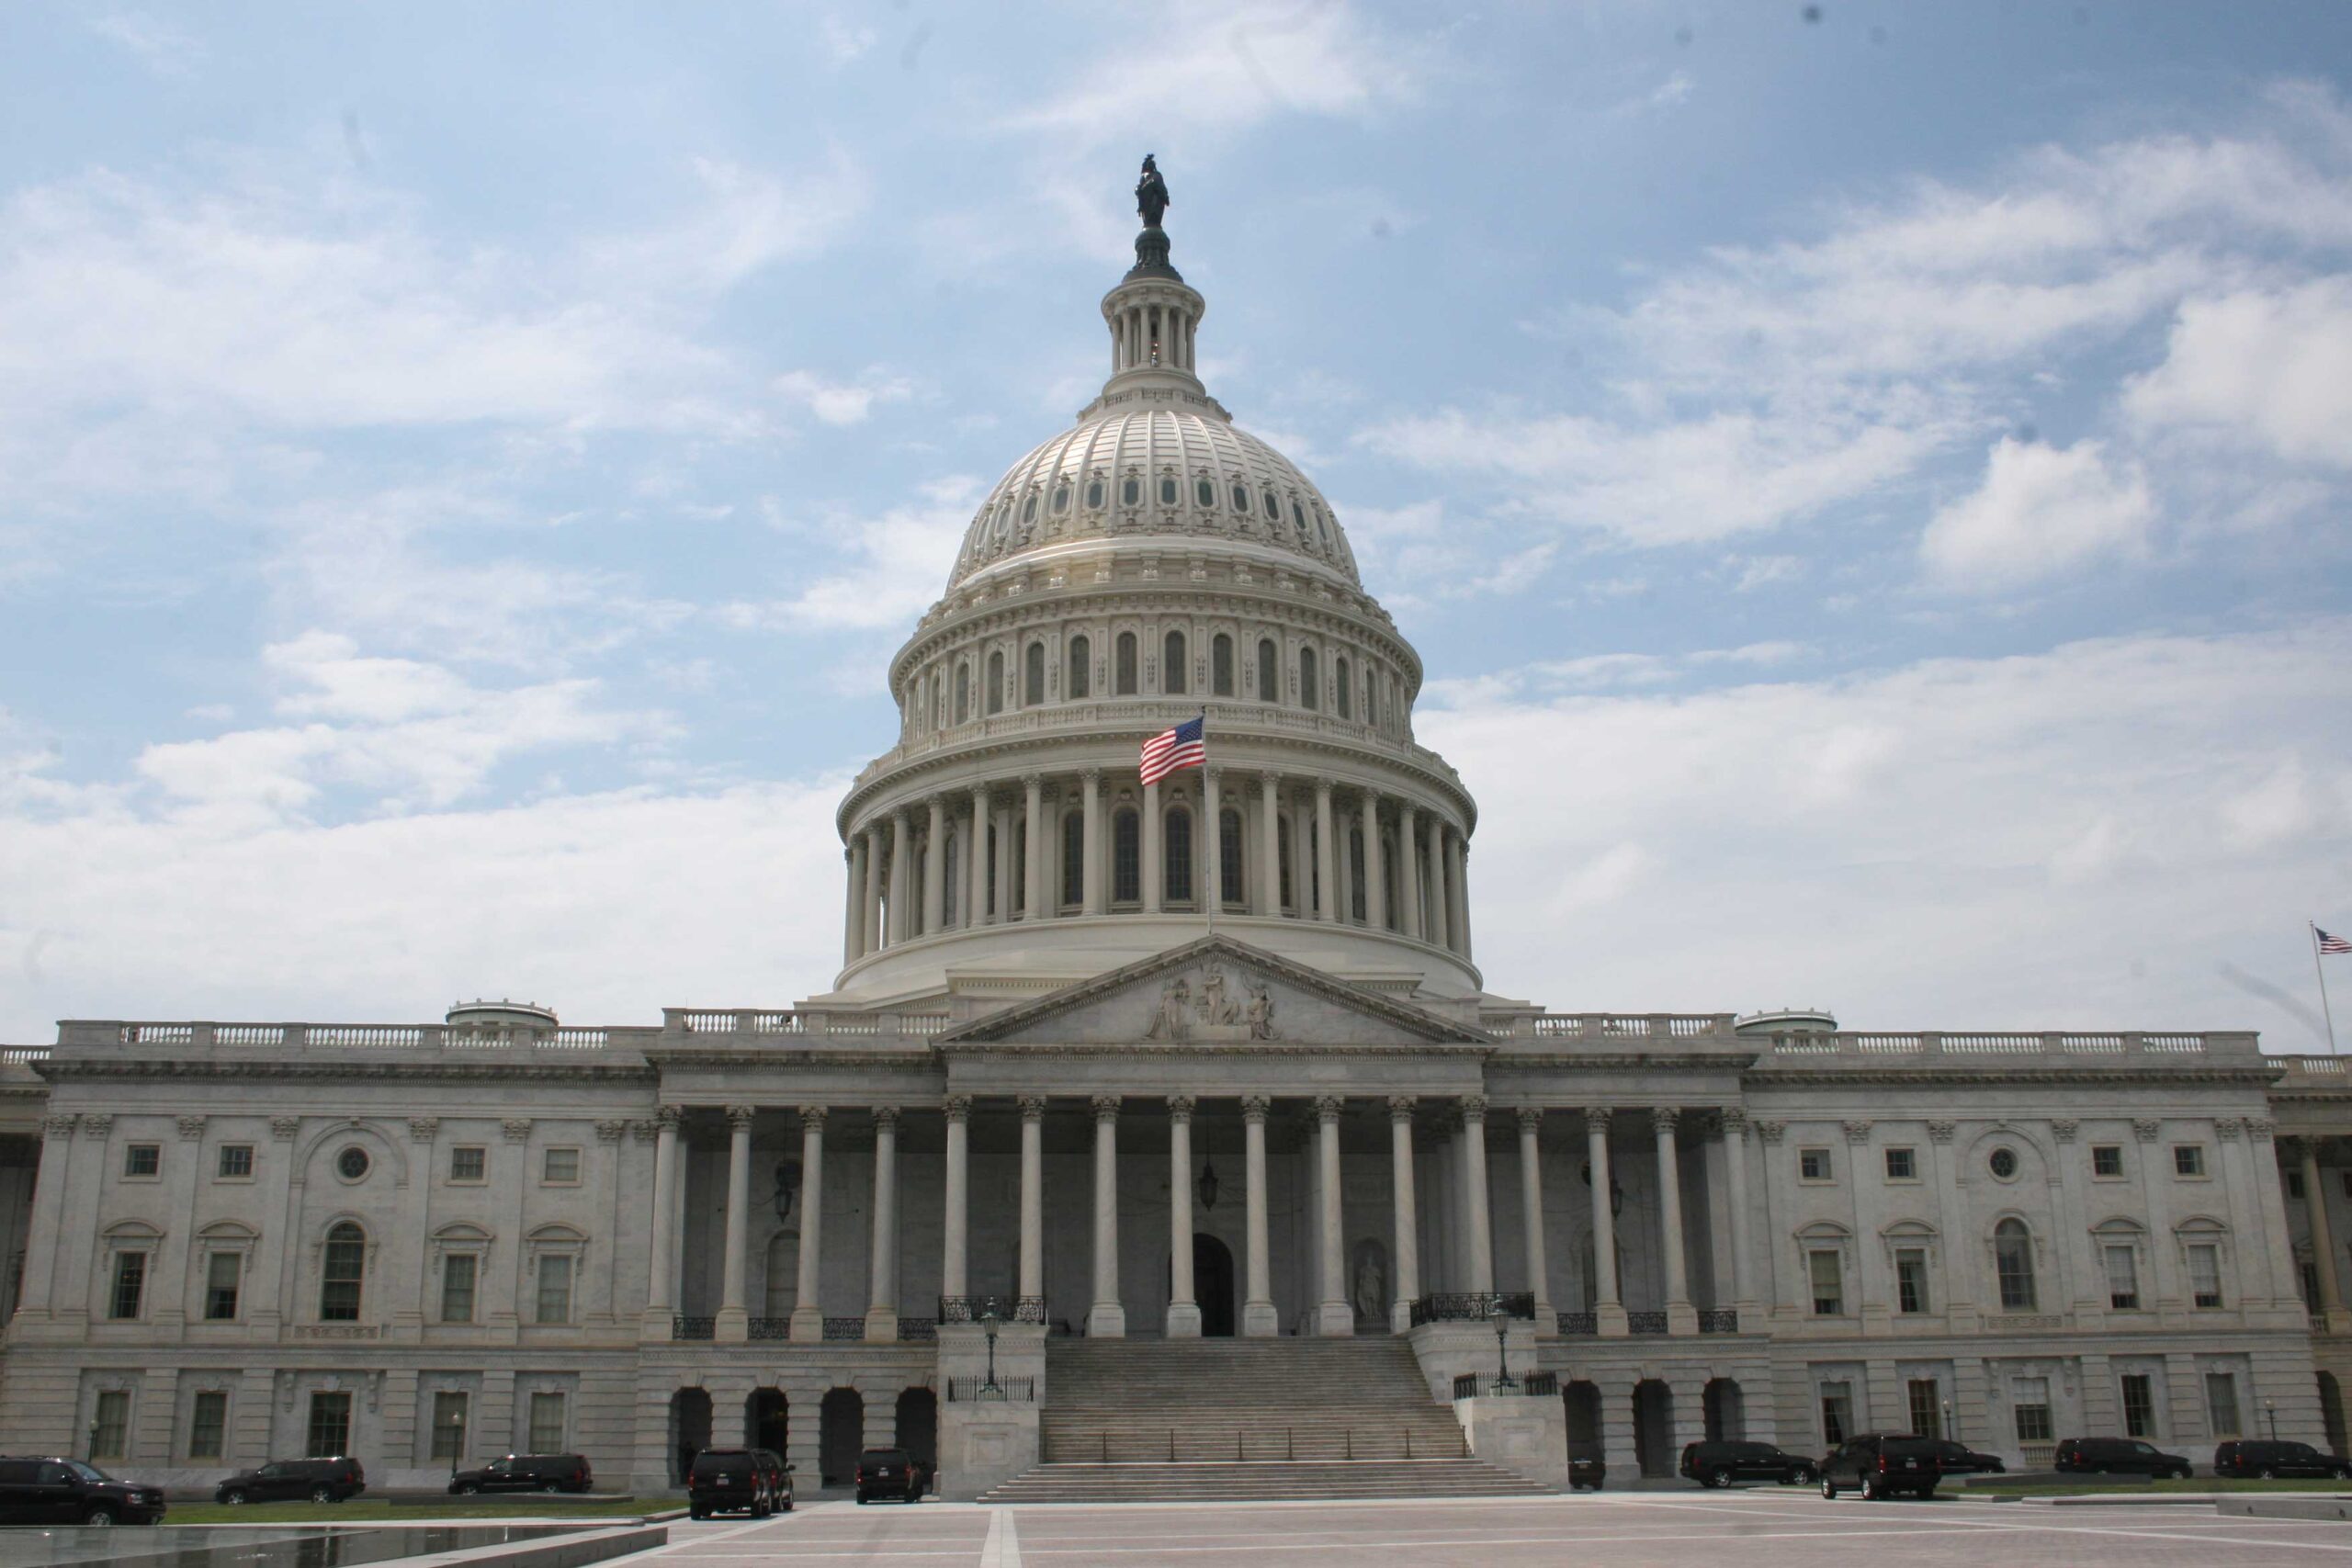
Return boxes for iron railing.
[672,1315,715,1341]
[748,1316,791,1340]
[898,1317,938,1342]
[938,1294,1047,1325]
[1555,1311,1598,1336]
[1626,1310,1669,1335]
[1697,1309,1739,1334]
[945,1375,1035,1403]
[821,1316,865,1341]
[1453,1371,1560,1399]
[1408,1292,1536,1325]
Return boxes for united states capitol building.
[5,171,2351,1500]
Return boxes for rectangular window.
[306,1391,352,1457]
[217,1144,254,1179]
[1895,1248,1930,1314]
[2120,1373,2156,1438]
[1799,1148,1833,1181]
[90,1390,130,1459]
[123,1144,160,1178]
[2174,1145,2207,1178]
[449,1146,486,1182]
[2105,1244,2141,1310]
[1883,1146,1917,1181]
[1808,1249,1844,1315]
[542,1147,581,1184]
[109,1251,147,1320]
[2188,1243,2224,1309]
[188,1390,228,1459]
[2205,1371,2242,1437]
[2092,1145,2124,1178]
[441,1254,478,1324]
[527,1391,567,1452]
[2012,1377,2053,1443]
[1820,1382,1852,1447]
[1907,1379,1943,1439]
[2289,1170,2307,1200]
[205,1252,243,1320]
[430,1392,469,1461]
[535,1256,573,1325]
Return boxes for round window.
[1988,1146,2018,1180]
[335,1145,371,1181]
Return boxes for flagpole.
[2318,922,2342,1055]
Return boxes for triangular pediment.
[935,935,1489,1049]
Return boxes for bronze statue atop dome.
[1136,154,1170,230]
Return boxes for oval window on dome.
[1159,477,1179,506]
[1123,477,1140,506]
[1087,479,1104,509]
[1231,483,1250,513]
[1022,494,1038,523]
[1265,490,1283,525]
[1196,477,1216,508]
[991,503,1011,539]
[1051,483,1069,514]
[1293,499,1309,535]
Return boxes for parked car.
[448,1453,594,1495]
[686,1447,786,1518]
[2053,1437,2191,1479]
[1927,1440,2006,1475]
[214,1456,368,1505]
[1568,1452,1607,1491]
[0,1458,166,1526]
[1816,1433,1942,1500]
[1679,1440,1819,1487]
[854,1448,929,1504]
[2213,1439,2352,1481]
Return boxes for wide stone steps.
[1043,1408,1466,1463]
[978,1459,1554,1504]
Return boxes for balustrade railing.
[938,1294,1046,1325]
[1696,1309,1740,1334]
[747,1317,790,1341]
[1555,1311,1598,1337]
[672,1315,716,1341]
[1408,1292,1536,1326]
[821,1316,865,1341]
[898,1317,938,1343]
[1453,1371,1559,1399]
[945,1376,1035,1403]
[1625,1311,1669,1336]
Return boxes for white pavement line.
[979,1506,1021,1568]
[1911,1515,2352,1553]
[1010,1525,2101,1554]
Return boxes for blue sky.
[3,1,2349,1043]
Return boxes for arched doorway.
[820,1388,864,1487]
[1703,1378,1745,1442]
[668,1388,712,1484]
[745,1388,786,1453]
[1564,1381,1603,1481]
[1193,1235,1236,1337]
[897,1388,938,1478]
[1633,1380,1674,1478]
[2324,1372,2347,1457]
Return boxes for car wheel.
[1705,1467,1734,1488]
[1861,1475,1883,1501]
[82,1506,117,1528]
[221,1490,248,1506]
[456,1483,481,1495]
[1793,1467,1817,1485]
[1819,1475,1838,1500]
[308,1486,334,1504]
[2172,1467,2193,1482]
[2258,1466,2279,1481]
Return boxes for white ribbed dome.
[946,412,1360,592]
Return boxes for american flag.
[2322,927,2352,955]
[1140,715,1205,785]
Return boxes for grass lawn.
[162,1497,673,1525]
[1970,1477,2352,1496]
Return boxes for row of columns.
[645,1098,1747,1342]
[841,772,1474,964]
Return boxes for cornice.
[37,1058,658,1086]
[1743,1066,2281,1089]
[937,1041,1497,1059]
[648,1048,943,1073]
[1488,1053,1758,1074]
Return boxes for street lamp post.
[2267,1396,2279,1440]
[979,1307,1005,1400]
[447,1407,466,1481]
[1941,1397,1954,1444]
[1489,1300,1517,1394]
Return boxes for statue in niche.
[1198,963,1239,1026]
[1146,976,1193,1041]
[1136,153,1170,229]
[1351,1238,1387,1325]
[1244,983,1278,1040]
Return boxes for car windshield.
[68,1462,109,1483]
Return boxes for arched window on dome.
[1278,817,1295,912]
[1022,493,1037,524]
[1256,639,1278,703]
[954,664,970,725]
[1163,631,1187,694]
[1159,476,1179,506]
[1212,634,1234,696]
[1068,636,1091,699]
[1196,477,1216,508]
[1062,811,1084,908]
[1336,657,1352,719]
[1231,483,1250,513]
[1349,827,1367,922]
[1164,806,1193,906]
[1116,633,1138,695]
[1122,476,1140,507]
[1265,489,1283,526]
[1219,808,1244,908]
[1293,499,1309,536]
[1112,809,1141,905]
[1298,647,1319,712]
[1023,642,1046,707]
[1086,479,1104,509]
[1051,482,1069,515]
[987,650,1005,716]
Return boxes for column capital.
[1313,1094,1345,1122]
[1651,1106,1679,1134]
[1165,1095,1197,1121]
[1719,1107,1748,1135]
[1241,1093,1272,1122]
[1518,1105,1544,1133]
[1387,1095,1417,1122]
[1314,776,1334,799]
[944,1095,973,1122]
[1840,1118,1872,1145]
[1023,773,1044,790]
[1259,769,1280,787]
[656,1103,684,1128]
[1459,1094,1487,1123]
[629,1119,660,1144]
[1925,1118,1954,1144]
[872,1105,900,1132]
[1018,1095,1047,1122]
[1082,767,1102,786]
[1091,1094,1123,1122]
[1584,1106,1612,1134]
[2249,1117,2278,1143]
[406,1117,437,1144]
[2132,1117,2162,1143]
[2052,1117,2081,1143]
[798,1105,830,1134]
[892,807,911,826]
[726,1104,757,1129]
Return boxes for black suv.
[449,1453,594,1495]
[1817,1433,1942,1500]
[854,1448,928,1504]
[1569,1451,1606,1491]
[1680,1440,1818,1487]
[686,1447,786,1518]
[1928,1439,2006,1475]
[0,1458,166,1526]
[2053,1437,2191,1478]
[215,1456,368,1504]
[2213,1439,2352,1480]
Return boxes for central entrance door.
[1193,1234,1236,1337]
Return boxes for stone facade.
[1,209,2346,1496]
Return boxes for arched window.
[1350,826,1367,921]
[1278,817,1295,910]
[1220,808,1244,908]
[1113,809,1141,904]
[1122,476,1140,506]
[1231,483,1250,513]
[1022,493,1037,523]
[1256,638,1278,703]
[1165,807,1193,904]
[1196,477,1216,507]
[954,664,970,724]
[1159,476,1178,506]
[1068,635,1091,699]
[1298,647,1319,711]
[986,650,1005,715]
[1086,478,1104,509]
[1994,1219,2036,1311]
[1023,642,1046,706]
[321,1222,365,1322]
[1336,657,1352,718]
[1061,813,1084,908]
[1212,634,1234,696]
[1116,633,1138,694]
[1265,489,1283,522]
[1051,482,1069,514]
[1164,630,1187,694]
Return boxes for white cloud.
[775,368,916,427]
[723,478,978,633]
[2124,279,2352,467]
[85,11,202,76]
[1920,437,2154,588]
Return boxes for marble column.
[1018,1097,1045,1303]
[842,844,865,964]
[1088,1096,1125,1337]
[888,812,911,944]
[922,798,945,934]
[1424,823,1450,952]
[865,1106,899,1341]
[1396,805,1424,941]
[1167,1097,1201,1337]
[789,1108,827,1342]
[1722,1109,1756,1314]
[1023,775,1046,920]
[864,824,888,951]
[1461,1097,1494,1293]
[1588,1109,1626,1334]
[1258,773,1282,915]
[1655,1107,1694,1333]
[2304,1140,2346,1320]
[1519,1108,1552,1328]
[993,803,1015,921]
[941,1097,970,1302]
[645,1106,680,1320]
[1447,829,1472,957]
[1388,1098,1420,1333]
[1242,1094,1278,1336]
[1080,770,1104,916]
[1141,780,1163,913]
[1312,780,1337,921]
[1204,770,1224,913]
[716,1104,754,1340]
[1359,793,1385,928]
[967,787,989,928]
[1315,1096,1353,1334]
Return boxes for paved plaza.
[635,1491,2352,1566]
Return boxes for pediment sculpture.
[1143,961,1278,1043]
